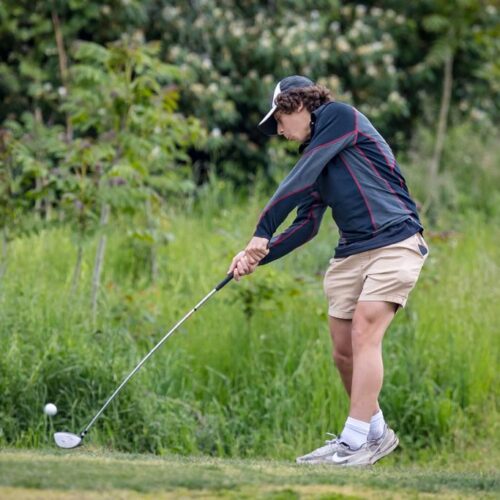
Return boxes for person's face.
[274,103,311,143]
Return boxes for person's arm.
[259,188,327,265]
[229,103,356,279]
[254,102,356,241]
[228,188,326,280]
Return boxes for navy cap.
[258,75,314,136]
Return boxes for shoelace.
[324,432,339,445]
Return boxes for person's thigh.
[360,233,429,309]
[323,253,368,320]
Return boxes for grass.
[0,185,499,459]
[0,448,498,499]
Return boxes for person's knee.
[351,322,380,352]
[351,302,395,352]
[333,348,352,371]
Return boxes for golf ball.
[43,403,57,416]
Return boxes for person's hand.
[244,236,270,262]
[227,237,269,282]
[228,251,258,281]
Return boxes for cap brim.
[258,105,278,136]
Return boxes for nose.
[277,124,284,136]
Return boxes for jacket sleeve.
[254,102,357,241]
[259,187,327,265]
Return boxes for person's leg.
[306,236,428,464]
[336,236,429,458]
[346,233,429,426]
[348,301,396,423]
[298,303,395,464]
[328,316,353,396]
[296,316,355,464]
[329,316,382,414]
[337,301,396,450]
[296,257,363,464]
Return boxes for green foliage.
[0,0,149,121]
[2,34,206,238]
[0,198,497,457]
[0,130,23,233]
[1,32,206,303]
[0,1,499,461]
[1,1,498,192]
[0,0,497,240]
[158,2,415,179]
[403,121,500,222]
[1,113,67,230]
[61,34,205,218]
[154,0,499,182]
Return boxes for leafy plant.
[1,33,207,316]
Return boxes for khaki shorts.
[323,232,429,319]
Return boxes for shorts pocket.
[398,233,429,259]
[415,233,430,257]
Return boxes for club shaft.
[80,274,233,437]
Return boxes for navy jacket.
[254,101,423,264]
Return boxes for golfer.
[228,75,429,466]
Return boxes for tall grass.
[0,186,498,459]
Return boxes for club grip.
[215,273,234,291]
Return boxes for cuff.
[254,227,272,240]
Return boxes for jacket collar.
[298,102,330,153]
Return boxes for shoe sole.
[298,450,373,467]
[296,453,340,465]
[370,435,399,464]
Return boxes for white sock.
[340,417,370,450]
[367,409,386,441]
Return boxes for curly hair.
[275,85,332,114]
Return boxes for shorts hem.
[328,309,354,320]
[358,294,407,307]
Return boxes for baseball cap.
[258,75,315,136]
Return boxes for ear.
[296,102,304,112]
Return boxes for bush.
[0,195,497,458]
[403,120,500,222]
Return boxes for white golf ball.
[43,403,57,416]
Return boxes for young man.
[228,75,429,466]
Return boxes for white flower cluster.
[335,36,351,53]
[161,6,180,21]
[388,91,405,106]
[160,2,419,142]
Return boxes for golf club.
[54,272,234,449]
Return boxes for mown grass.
[0,448,498,499]
[0,185,498,460]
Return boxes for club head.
[54,432,83,449]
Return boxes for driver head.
[54,432,83,449]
